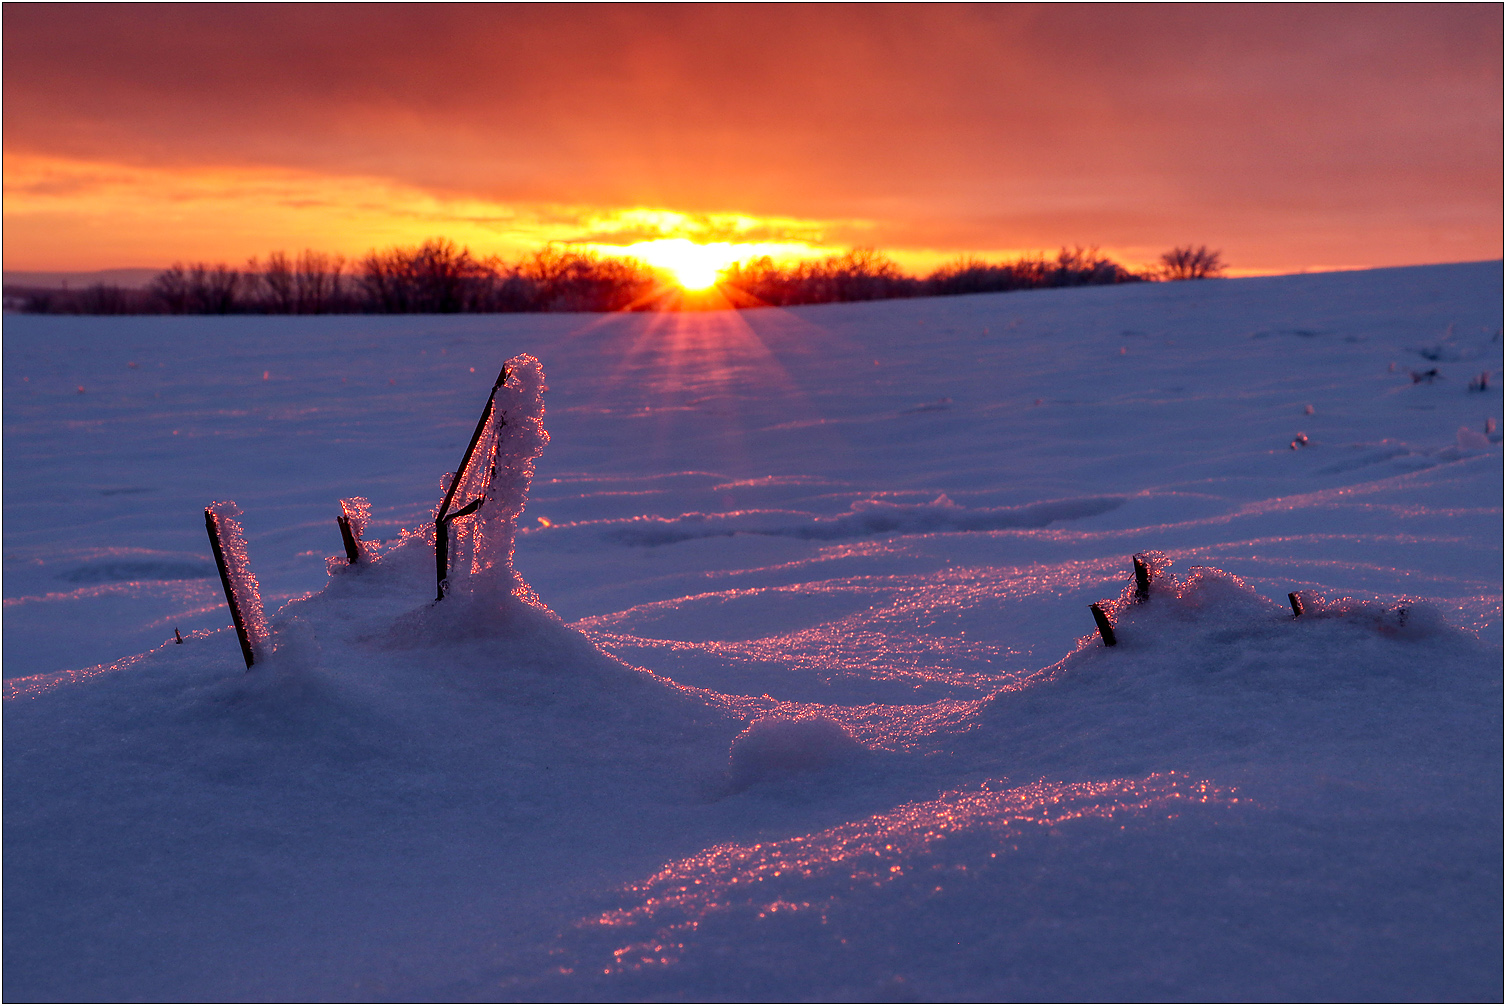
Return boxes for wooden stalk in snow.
[1133,554,1151,602]
[434,365,509,601]
[206,508,256,669]
[337,513,361,564]
[1090,603,1117,647]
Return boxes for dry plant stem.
[1089,603,1117,647]
[205,508,256,669]
[1133,554,1151,602]
[337,513,360,565]
[434,365,509,601]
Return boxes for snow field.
[3,262,1501,999]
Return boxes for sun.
[620,238,737,290]
[586,235,831,295]
[666,254,720,290]
[674,263,720,290]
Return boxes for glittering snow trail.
[572,773,1244,977]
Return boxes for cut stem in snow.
[205,502,270,668]
[433,356,550,602]
[1133,554,1151,602]
[337,515,360,564]
[435,365,508,600]
[1089,603,1117,646]
[336,497,371,565]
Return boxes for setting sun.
[615,238,737,289]
[600,237,828,291]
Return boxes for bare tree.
[149,265,191,312]
[358,238,491,313]
[191,264,241,312]
[253,252,296,312]
[1159,245,1226,280]
[122,238,1151,315]
[243,250,346,313]
[154,263,241,312]
[295,250,345,313]
[514,244,659,311]
[720,249,917,306]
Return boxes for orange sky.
[3,4,1501,275]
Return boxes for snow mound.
[1081,559,1457,669]
[1287,587,1450,637]
[288,504,689,705]
[303,355,572,652]
[728,714,866,789]
[969,560,1499,783]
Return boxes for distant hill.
[4,268,160,290]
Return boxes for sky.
[3,3,1502,276]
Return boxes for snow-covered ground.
[4,262,1501,1000]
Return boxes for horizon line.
[4,256,1501,292]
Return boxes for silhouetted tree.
[149,263,240,313]
[924,247,1141,296]
[149,263,240,314]
[248,250,349,313]
[294,250,347,313]
[75,238,1160,316]
[721,249,916,306]
[514,245,661,312]
[191,264,240,313]
[1050,245,1139,286]
[247,252,296,312]
[357,238,489,313]
[1159,245,1226,280]
[148,266,191,313]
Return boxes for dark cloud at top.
[4,3,1501,262]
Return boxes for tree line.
[6,240,1225,315]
